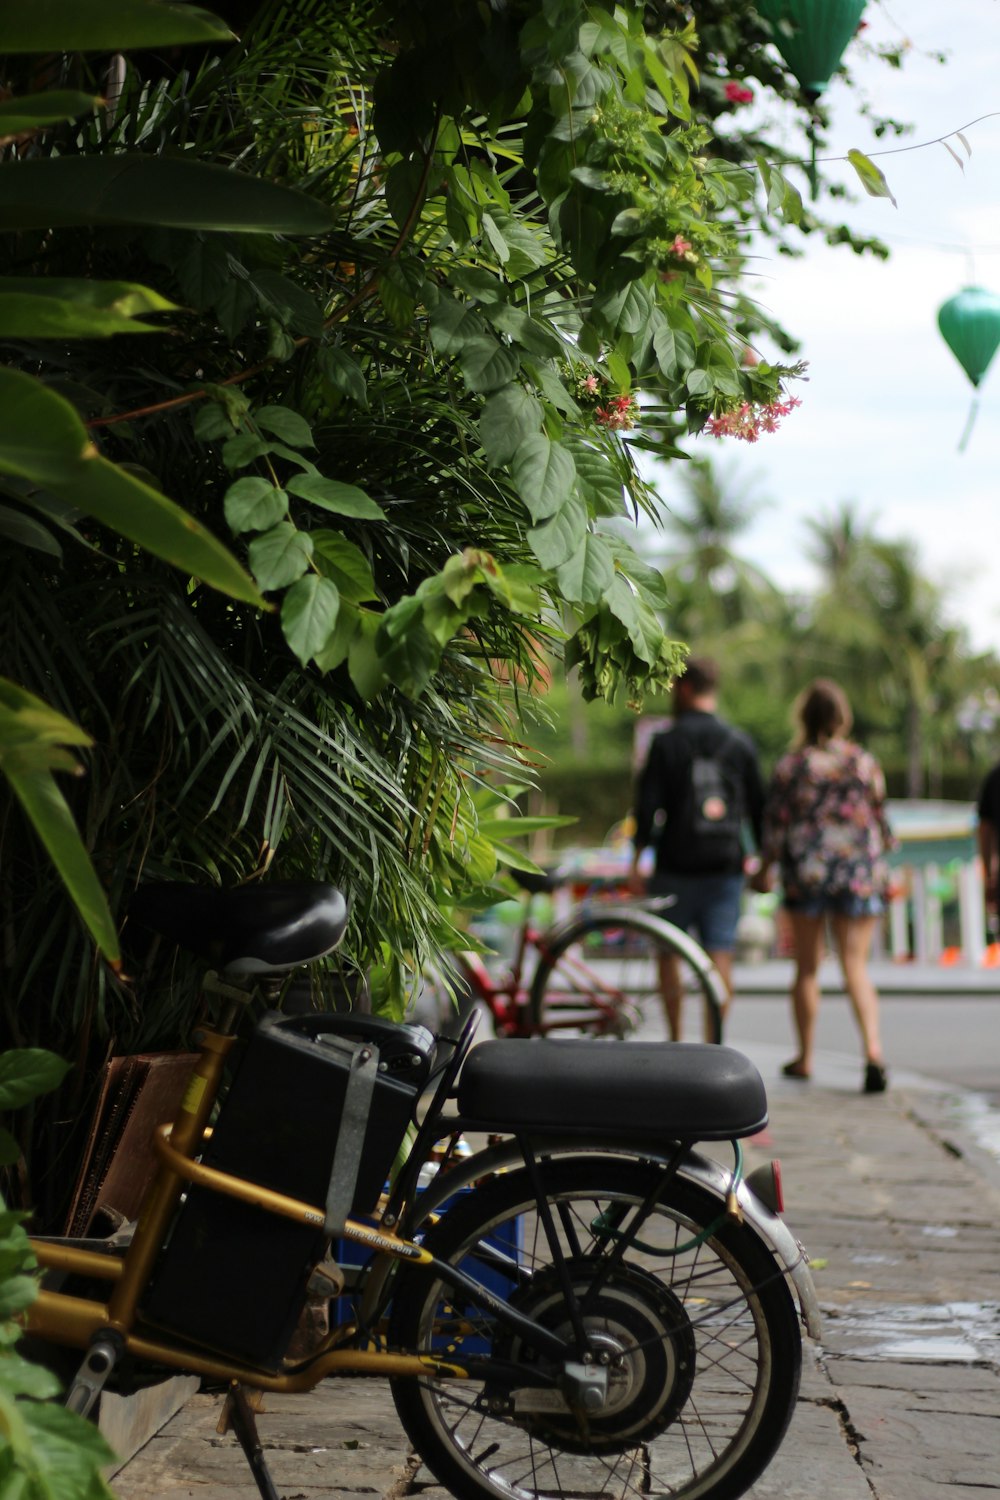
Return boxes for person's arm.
[978,818,998,912]
[750,756,790,892]
[742,739,767,855]
[630,736,667,888]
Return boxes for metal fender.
[408,1137,822,1341]
[679,1150,823,1341]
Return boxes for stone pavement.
[110,1040,1000,1500]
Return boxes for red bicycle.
[422,867,728,1042]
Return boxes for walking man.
[630,657,765,1040]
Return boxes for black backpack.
[669,723,745,870]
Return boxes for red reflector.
[771,1158,784,1215]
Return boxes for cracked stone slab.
[741,1394,872,1499]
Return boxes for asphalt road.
[705,990,1000,1115]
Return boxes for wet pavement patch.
[821,1301,1000,1364]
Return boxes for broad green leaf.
[2,765,121,963]
[486,214,550,277]
[379,257,424,329]
[512,434,576,522]
[592,280,652,338]
[0,370,264,604]
[0,284,174,339]
[429,294,487,356]
[0,2,233,50]
[253,270,325,337]
[222,432,270,469]
[485,303,563,359]
[605,575,665,664]
[347,613,389,701]
[556,532,615,603]
[479,384,543,467]
[317,345,368,408]
[224,477,288,534]
[604,535,671,609]
[0,90,100,133]
[564,439,624,516]
[0,1126,23,1166]
[0,678,92,758]
[313,606,360,672]
[0,1050,71,1111]
[69,453,266,604]
[0,1350,61,1399]
[0,157,335,234]
[285,474,386,521]
[281,575,340,664]
[448,266,506,305]
[194,402,237,442]
[846,149,897,208]
[16,1399,117,1468]
[460,336,521,393]
[0,704,79,774]
[0,367,92,485]
[0,276,174,318]
[477,815,578,839]
[377,621,439,698]
[527,495,588,568]
[0,502,61,555]
[253,405,315,448]
[384,157,428,233]
[311,533,377,602]
[0,1274,38,1319]
[481,211,510,263]
[248,523,313,590]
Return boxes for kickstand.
[222,1382,282,1500]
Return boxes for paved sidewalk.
[111,1041,1000,1500]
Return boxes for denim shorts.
[784,892,885,919]
[648,871,744,951]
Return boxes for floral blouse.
[761,739,895,902]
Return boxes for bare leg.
[706,949,734,1041]
[657,949,685,1040]
[787,913,826,1076]
[831,914,884,1065]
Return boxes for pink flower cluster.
[703,396,801,442]
[724,80,754,105]
[595,393,639,431]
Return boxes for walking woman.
[754,679,893,1093]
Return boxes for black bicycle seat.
[457,1039,768,1141]
[129,881,349,973]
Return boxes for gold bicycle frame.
[25,1022,468,1391]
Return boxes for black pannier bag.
[143,1012,436,1368]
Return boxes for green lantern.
[755,0,868,100]
[755,0,868,196]
[937,286,1000,451]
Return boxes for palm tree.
[656,458,784,644]
[802,503,961,796]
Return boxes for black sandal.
[781,1060,811,1081]
[863,1061,888,1094]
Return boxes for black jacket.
[634,710,765,876]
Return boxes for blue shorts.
[648,871,744,952]
[784,892,885,918]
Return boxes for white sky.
[643,0,1000,654]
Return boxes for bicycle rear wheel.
[528,907,728,1041]
[390,1157,801,1500]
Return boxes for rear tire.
[390,1156,801,1500]
[529,908,727,1040]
